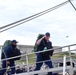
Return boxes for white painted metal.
[1,44,76,75]
[68,46,73,75]
[26,54,29,75]
[63,55,66,75]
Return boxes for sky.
[0,0,76,46]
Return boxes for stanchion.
[63,55,66,75]
[26,54,29,75]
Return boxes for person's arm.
[50,42,53,49]
[36,36,46,45]
[49,42,54,56]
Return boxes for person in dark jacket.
[1,40,18,75]
[34,32,58,75]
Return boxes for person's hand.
[36,35,46,45]
[42,35,46,39]
[7,61,10,65]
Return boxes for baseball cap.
[45,32,50,36]
[11,40,18,43]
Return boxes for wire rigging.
[0,0,73,33]
[68,0,76,11]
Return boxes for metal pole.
[0,47,1,67]
[58,63,60,67]
[63,55,66,75]
[26,54,29,75]
[68,46,73,75]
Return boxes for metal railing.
[0,44,76,75]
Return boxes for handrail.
[0,44,76,75]
[14,66,72,75]
[1,43,76,62]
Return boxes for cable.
[0,0,73,30]
[0,0,73,33]
[68,0,76,11]
[0,0,72,30]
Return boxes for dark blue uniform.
[34,38,58,75]
[1,45,16,75]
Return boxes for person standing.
[1,40,18,75]
[34,32,58,75]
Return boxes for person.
[16,66,21,74]
[34,32,58,75]
[1,40,18,75]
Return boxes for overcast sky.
[0,0,76,46]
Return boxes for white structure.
[0,47,2,67]
[0,44,76,75]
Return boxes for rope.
[68,0,76,11]
[0,0,73,33]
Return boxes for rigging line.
[0,0,72,33]
[0,0,73,33]
[0,0,73,30]
[68,0,76,11]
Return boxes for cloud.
[0,0,76,46]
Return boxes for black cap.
[11,40,18,43]
[45,32,50,36]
